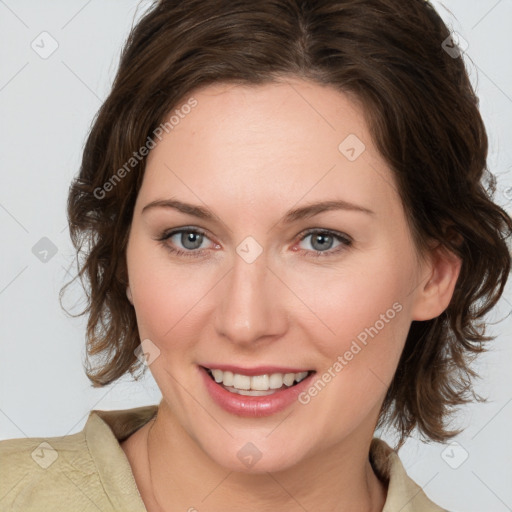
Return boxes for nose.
[214,248,288,347]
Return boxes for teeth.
[223,371,234,386]
[233,373,251,390]
[223,386,276,397]
[269,373,284,389]
[207,368,310,391]
[251,374,269,391]
[283,373,295,386]
[212,369,223,383]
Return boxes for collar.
[86,405,445,511]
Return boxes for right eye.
[157,227,217,258]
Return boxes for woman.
[1,0,510,511]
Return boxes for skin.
[121,77,462,512]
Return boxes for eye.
[157,227,352,259]
[157,227,216,258]
[295,228,352,258]
[170,230,206,250]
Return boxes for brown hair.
[61,0,512,449]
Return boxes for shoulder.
[0,430,99,510]
[0,407,155,511]
[0,430,111,512]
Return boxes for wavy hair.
[61,0,512,449]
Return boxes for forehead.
[138,79,403,221]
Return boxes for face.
[125,78,434,473]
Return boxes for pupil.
[182,231,202,250]
[313,233,332,251]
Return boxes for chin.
[199,433,311,474]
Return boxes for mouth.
[201,366,316,397]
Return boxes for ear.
[411,242,462,321]
[126,285,134,305]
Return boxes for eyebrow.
[141,198,375,223]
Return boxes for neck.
[140,403,387,512]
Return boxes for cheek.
[297,290,410,441]
[288,249,414,358]
[295,250,415,427]
[127,233,217,348]
[131,267,209,340]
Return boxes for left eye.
[298,230,348,253]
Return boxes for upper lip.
[200,364,314,376]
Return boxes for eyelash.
[156,227,352,259]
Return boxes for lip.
[199,364,313,376]
[198,365,316,417]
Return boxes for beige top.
[0,405,447,511]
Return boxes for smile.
[204,367,312,396]
[199,365,317,417]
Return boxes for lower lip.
[199,366,315,417]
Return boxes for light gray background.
[0,1,511,511]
